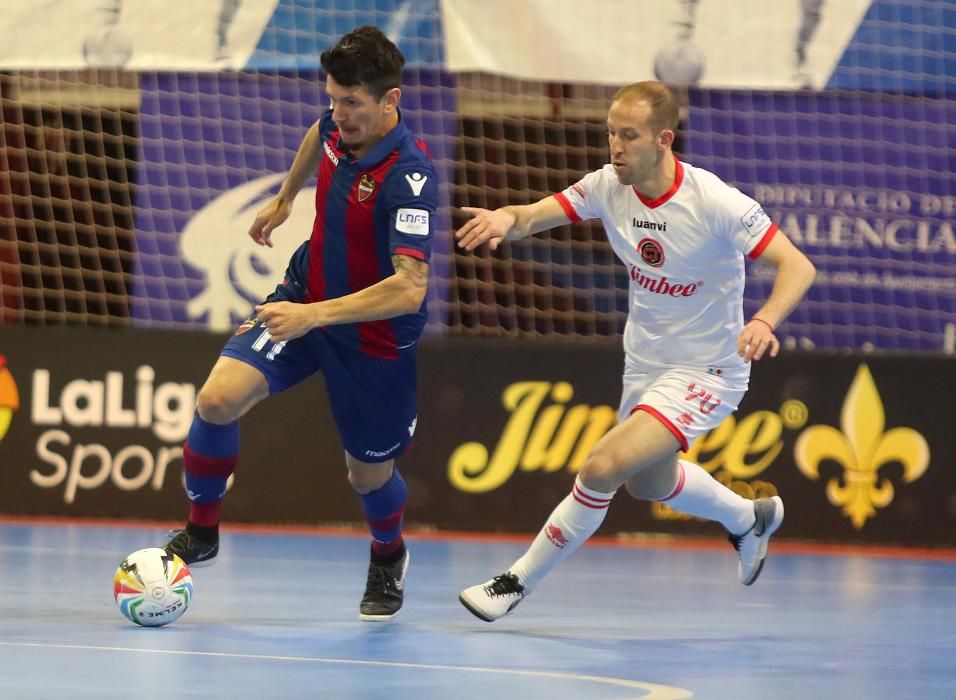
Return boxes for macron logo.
[324,141,339,166]
[405,172,427,196]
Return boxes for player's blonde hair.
[612,82,680,134]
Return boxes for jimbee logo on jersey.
[396,208,430,236]
[741,204,770,238]
[357,174,376,202]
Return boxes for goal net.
[0,0,951,351]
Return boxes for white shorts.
[618,364,749,451]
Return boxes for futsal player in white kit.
[456,81,816,622]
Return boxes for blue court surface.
[1,521,954,699]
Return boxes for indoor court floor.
[0,520,954,699]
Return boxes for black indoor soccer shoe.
[359,548,409,621]
[163,527,219,568]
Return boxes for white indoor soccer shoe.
[728,496,785,585]
[459,572,526,622]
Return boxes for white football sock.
[509,476,616,591]
[661,459,756,535]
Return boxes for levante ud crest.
[357,174,376,202]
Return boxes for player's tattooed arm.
[392,254,429,291]
[259,254,430,338]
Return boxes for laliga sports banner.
[0,327,352,521]
[0,328,951,546]
[0,328,221,517]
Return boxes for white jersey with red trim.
[554,158,777,374]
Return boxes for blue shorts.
[221,260,418,462]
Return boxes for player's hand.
[737,319,779,361]
[249,196,293,248]
[456,207,516,251]
[254,301,317,342]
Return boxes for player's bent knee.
[346,456,394,494]
[195,391,238,424]
[625,460,680,501]
[624,477,663,501]
[196,387,245,424]
[196,359,268,424]
[624,479,641,500]
[579,452,624,492]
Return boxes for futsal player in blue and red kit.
[162,26,437,621]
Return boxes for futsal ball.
[113,548,193,627]
[653,41,706,86]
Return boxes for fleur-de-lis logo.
[794,364,929,529]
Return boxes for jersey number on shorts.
[252,328,287,361]
[686,383,722,414]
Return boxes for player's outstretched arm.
[737,231,816,361]
[456,196,571,251]
[248,120,324,247]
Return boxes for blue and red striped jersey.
[303,109,438,359]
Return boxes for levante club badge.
[235,317,257,335]
[357,174,376,202]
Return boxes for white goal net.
[0,0,951,351]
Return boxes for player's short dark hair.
[320,26,405,100]
[613,81,680,134]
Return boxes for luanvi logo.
[632,218,666,232]
[0,354,20,442]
